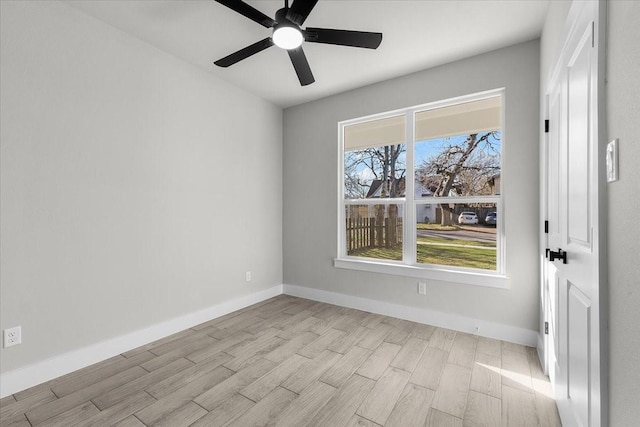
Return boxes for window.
[337,90,506,287]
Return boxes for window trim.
[336,89,508,287]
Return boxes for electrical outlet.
[245,271,252,282]
[417,282,427,295]
[4,326,22,348]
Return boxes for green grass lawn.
[417,245,496,270]
[416,223,459,231]
[349,245,403,261]
[349,235,496,270]
[416,235,496,248]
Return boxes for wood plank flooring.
[0,295,561,426]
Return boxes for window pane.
[345,204,403,261]
[416,203,497,270]
[344,116,406,199]
[414,97,501,198]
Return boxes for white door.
[544,1,604,426]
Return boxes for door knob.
[548,248,567,264]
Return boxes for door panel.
[567,27,593,249]
[568,282,591,427]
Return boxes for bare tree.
[344,144,406,198]
[344,144,405,246]
[416,132,500,225]
[344,152,369,199]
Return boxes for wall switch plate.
[245,271,252,282]
[606,139,619,182]
[417,282,427,295]
[4,326,22,348]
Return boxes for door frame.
[540,0,608,425]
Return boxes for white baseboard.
[0,285,283,398]
[2,282,538,398]
[283,284,538,347]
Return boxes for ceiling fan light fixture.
[272,24,303,50]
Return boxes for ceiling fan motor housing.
[272,8,304,49]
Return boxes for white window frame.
[335,89,508,288]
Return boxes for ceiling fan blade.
[214,38,274,67]
[214,0,276,28]
[305,27,383,49]
[287,47,315,86]
[286,0,319,26]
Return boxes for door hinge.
[544,220,549,234]
[544,321,549,335]
[544,120,549,133]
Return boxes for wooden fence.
[346,217,403,252]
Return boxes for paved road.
[417,226,496,245]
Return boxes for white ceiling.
[65,0,550,108]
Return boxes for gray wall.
[604,1,640,424]
[541,1,640,424]
[283,40,541,333]
[0,1,283,373]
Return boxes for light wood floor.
[0,295,561,426]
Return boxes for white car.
[458,212,479,224]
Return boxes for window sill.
[333,258,509,289]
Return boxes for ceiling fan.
[213,0,383,86]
